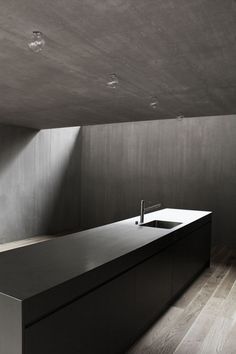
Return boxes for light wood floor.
[127,246,236,354]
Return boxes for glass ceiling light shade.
[150,97,159,110]
[176,114,184,121]
[107,74,119,89]
[28,31,45,53]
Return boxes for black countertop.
[0,208,211,325]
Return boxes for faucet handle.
[145,202,162,213]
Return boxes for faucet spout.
[140,200,145,224]
[140,199,162,224]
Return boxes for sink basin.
[141,220,182,229]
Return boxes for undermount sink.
[141,220,182,229]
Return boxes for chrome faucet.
[140,199,162,224]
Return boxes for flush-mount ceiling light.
[28,31,45,53]
[107,74,119,89]
[150,97,159,110]
[176,114,184,121]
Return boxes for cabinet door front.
[135,249,172,332]
[24,269,136,354]
[171,223,211,297]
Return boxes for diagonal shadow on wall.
[0,124,39,243]
[43,127,83,235]
[0,124,83,243]
[0,124,38,176]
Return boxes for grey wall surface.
[1,115,235,246]
[80,115,236,246]
[0,125,81,244]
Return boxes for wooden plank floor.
[127,246,236,354]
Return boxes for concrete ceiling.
[0,0,236,129]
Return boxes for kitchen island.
[0,208,212,354]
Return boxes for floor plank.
[127,246,236,354]
[128,306,184,354]
[214,261,236,299]
[199,315,234,353]
[221,321,236,354]
[174,297,224,354]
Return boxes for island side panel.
[0,293,22,354]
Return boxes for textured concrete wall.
[0,125,81,244]
[1,115,236,246]
[80,115,236,246]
